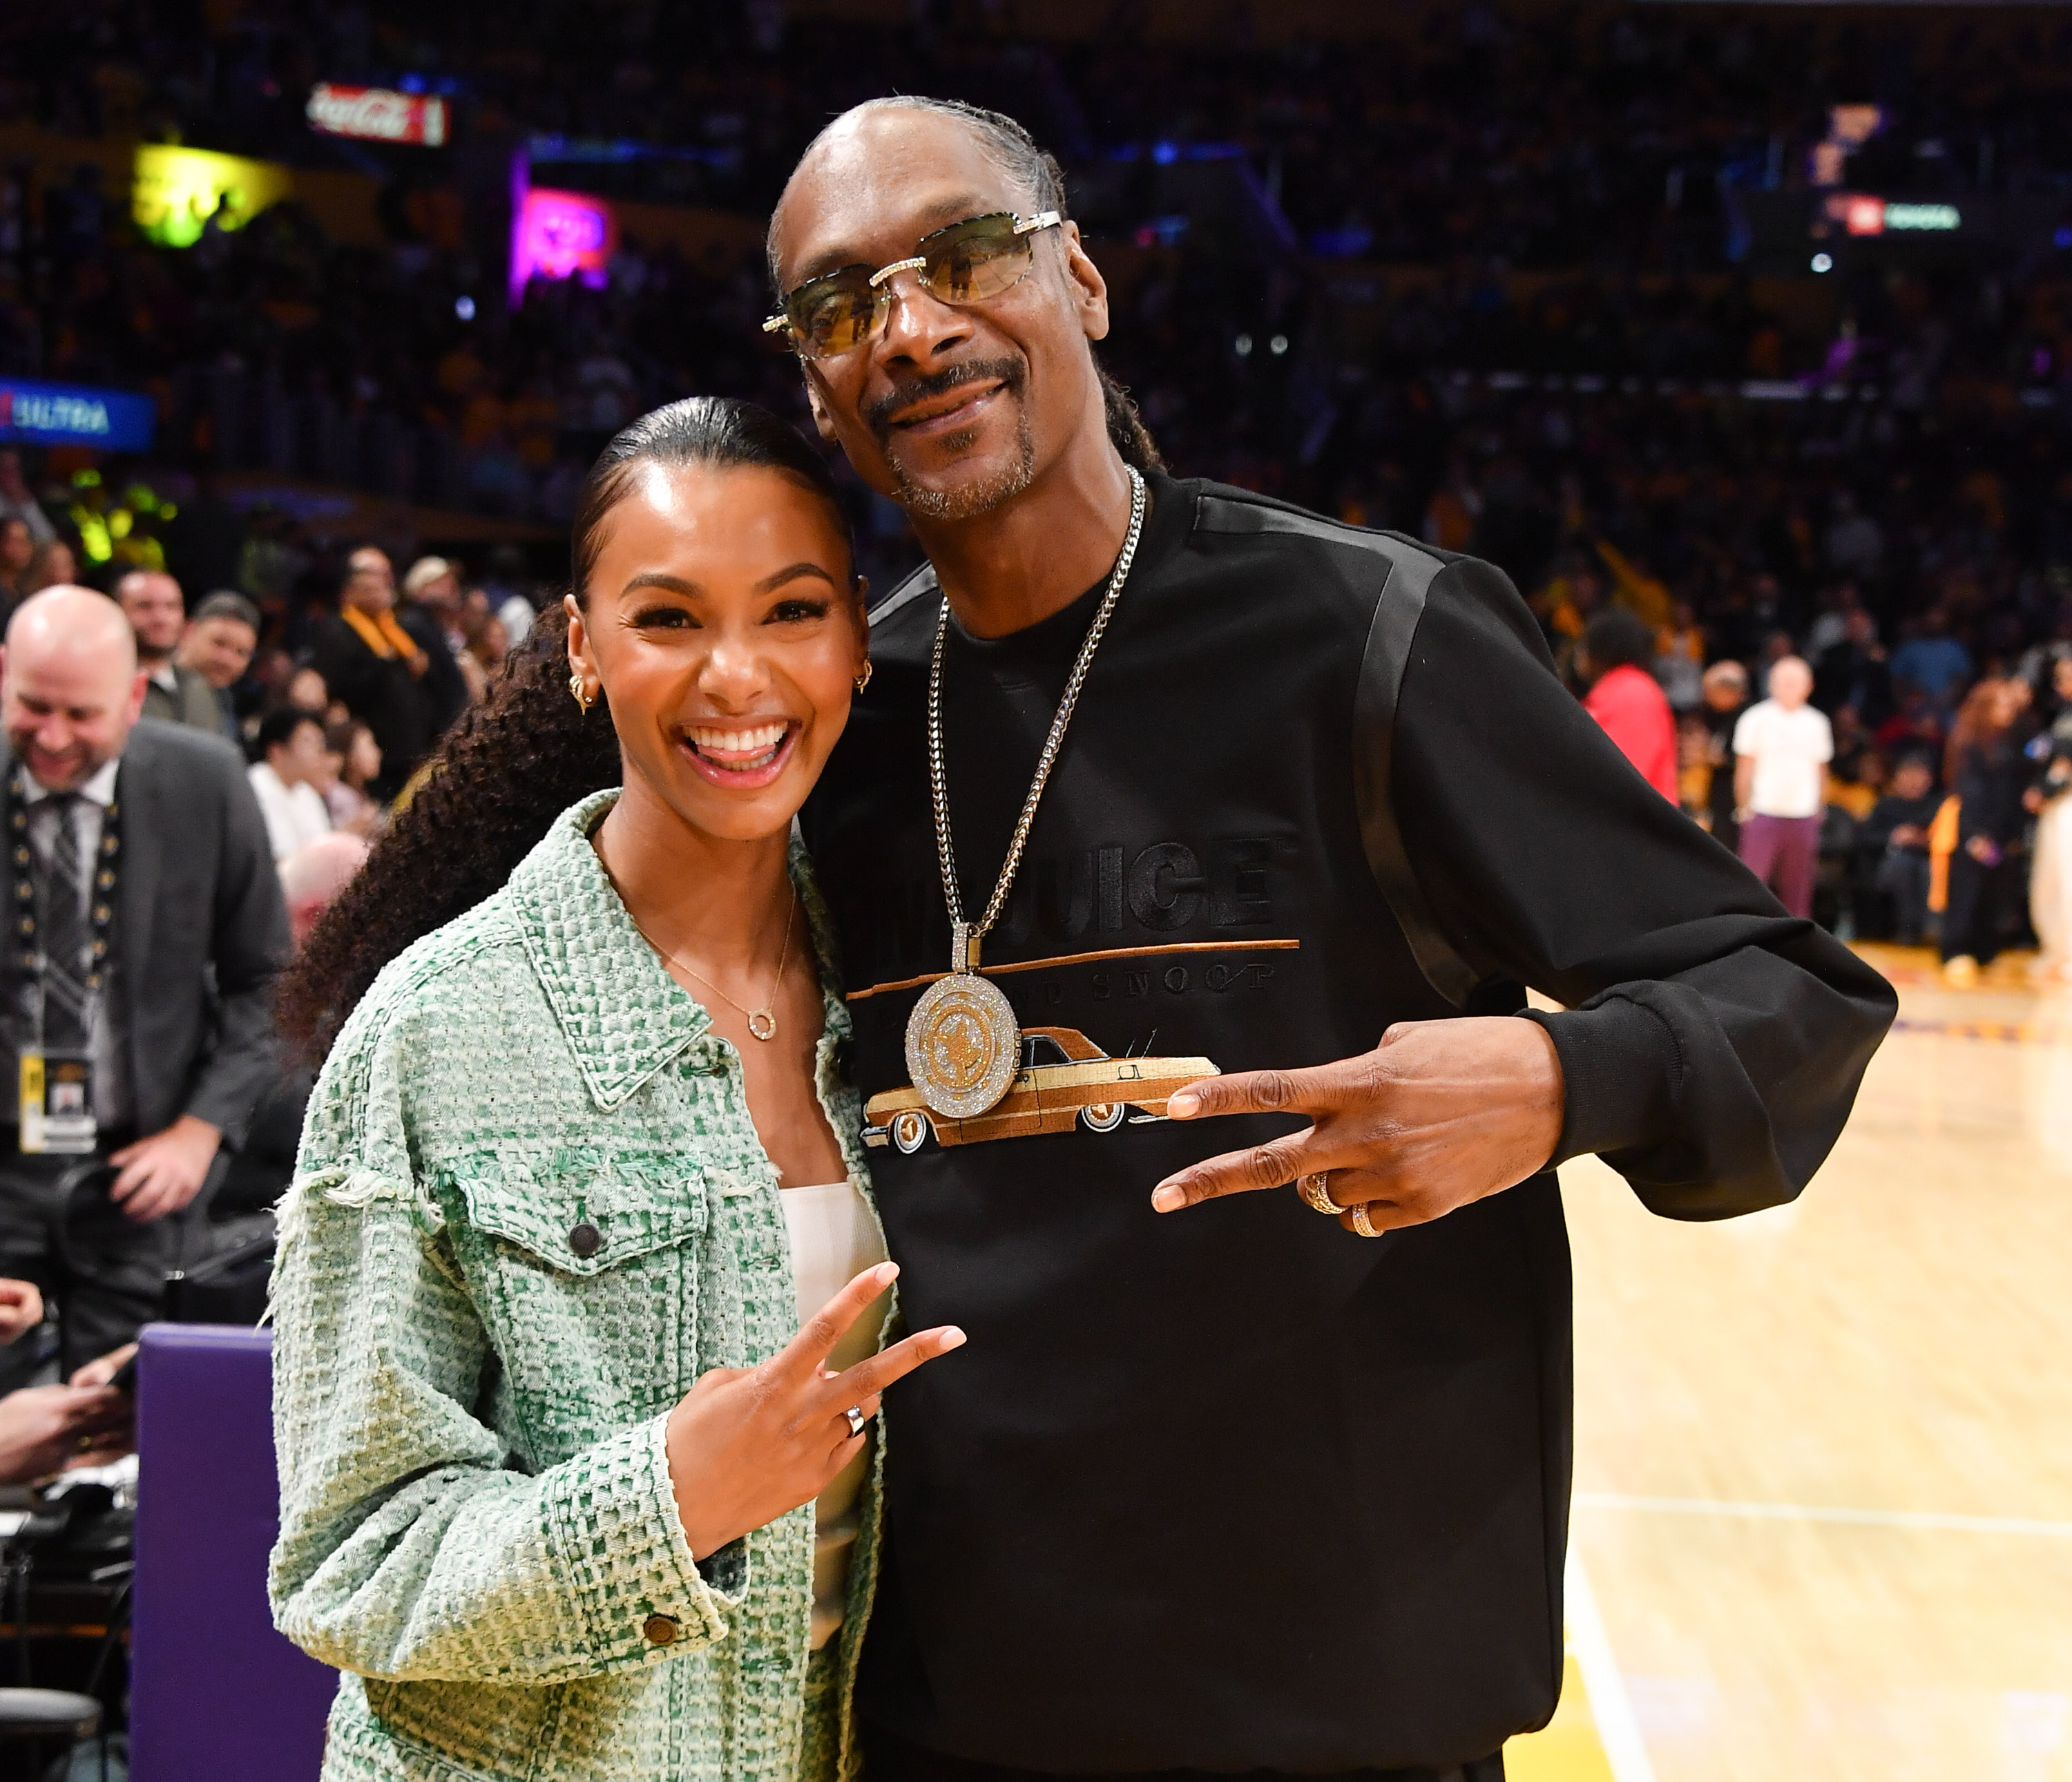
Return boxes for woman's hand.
[664,1262,963,1560]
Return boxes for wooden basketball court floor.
[1504,943,2072,1782]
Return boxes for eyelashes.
[622,598,834,631]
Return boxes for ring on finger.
[843,1405,867,1439]
[1349,1203,1384,1239]
[1297,1171,1346,1216]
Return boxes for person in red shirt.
[1580,608,1679,802]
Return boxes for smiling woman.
[268,396,964,1782]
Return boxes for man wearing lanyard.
[0,587,286,1389]
[778,102,1897,1778]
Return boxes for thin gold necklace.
[643,885,798,1042]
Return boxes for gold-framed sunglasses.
[763,210,1062,360]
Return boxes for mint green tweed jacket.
[269,791,879,1782]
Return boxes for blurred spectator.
[0,587,287,1389]
[2031,656,2072,984]
[1805,582,1871,662]
[1940,678,2031,986]
[1823,495,1883,584]
[0,518,34,611]
[0,450,53,547]
[174,591,260,742]
[280,832,372,950]
[1698,660,1749,850]
[1656,604,1706,713]
[467,613,511,686]
[484,544,537,647]
[213,831,368,1223]
[1814,608,1893,733]
[310,548,430,801]
[322,719,384,836]
[1890,609,1971,711]
[117,569,220,733]
[1580,609,1678,805]
[1864,754,1942,947]
[19,539,79,601]
[400,555,476,728]
[1734,656,1832,920]
[285,665,329,716]
[248,707,334,863]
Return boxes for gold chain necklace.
[903,466,1147,1118]
[642,884,798,1042]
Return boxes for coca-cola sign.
[306,84,449,147]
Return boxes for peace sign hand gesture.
[1147,1016,1566,1236]
[664,1261,963,1560]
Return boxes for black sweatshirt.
[801,472,1894,1773]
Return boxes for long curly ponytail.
[275,395,855,1062]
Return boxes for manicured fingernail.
[1151,1185,1185,1212]
[939,1328,966,1350]
[1167,1091,1198,1118]
[876,1263,899,1285]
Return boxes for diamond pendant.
[904,923,1021,1118]
[746,1010,778,1042]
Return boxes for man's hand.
[69,1343,135,1390]
[0,1279,42,1345]
[108,1115,222,1223]
[1150,1017,1566,1235]
[0,1383,132,1484]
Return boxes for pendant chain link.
[927,466,1147,953]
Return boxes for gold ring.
[1297,1172,1345,1216]
[1349,1204,1385,1238]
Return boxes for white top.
[1732,699,1834,819]
[778,1178,889,1651]
[248,762,332,862]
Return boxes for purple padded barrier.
[131,1323,336,1781]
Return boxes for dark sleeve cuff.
[693,1538,748,1594]
[1519,996,1680,1167]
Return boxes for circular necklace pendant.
[905,969,1020,1118]
[745,1010,778,1042]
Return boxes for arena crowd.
[0,0,2069,997]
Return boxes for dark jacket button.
[642,1613,679,1646]
[568,1223,601,1258]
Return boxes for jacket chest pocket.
[445,1150,712,1453]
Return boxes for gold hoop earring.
[853,660,873,693]
[569,670,595,713]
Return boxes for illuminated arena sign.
[1836,194,1963,236]
[0,379,155,452]
[510,186,618,292]
[306,83,450,146]
[132,146,292,249]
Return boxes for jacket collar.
[508,789,850,1111]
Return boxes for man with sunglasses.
[783,99,1894,1780]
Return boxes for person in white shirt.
[247,707,333,863]
[1733,654,1833,918]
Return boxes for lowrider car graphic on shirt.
[862,1025,1220,1152]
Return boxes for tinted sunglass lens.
[923,216,1030,305]
[790,274,878,357]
